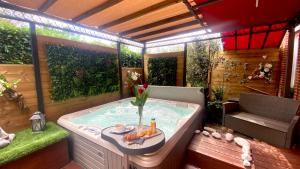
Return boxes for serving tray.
[101,125,165,155]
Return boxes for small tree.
[186,39,221,87]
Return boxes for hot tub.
[58,86,205,169]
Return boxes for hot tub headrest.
[147,85,205,107]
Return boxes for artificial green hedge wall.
[0,20,32,64]
[120,46,142,68]
[46,44,119,101]
[148,57,177,86]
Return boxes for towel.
[0,127,15,149]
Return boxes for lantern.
[29,111,46,133]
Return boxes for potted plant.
[0,74,27,111]
[127,71,142,96]
[207,86,224,124]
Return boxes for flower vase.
[137,105,144,132]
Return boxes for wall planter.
[46,44,119,101]
[148,57,177,86]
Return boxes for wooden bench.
[0,122,70,169]
[187,133,300,169]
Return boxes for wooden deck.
[186,133,300,169]
[61,161,83,169]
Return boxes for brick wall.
[293,33,300,101]
[278,31,289,97]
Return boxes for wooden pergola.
[0,0,299,113]
[1,0,300,46]
[0,0,300,45]
[0,0,205,44]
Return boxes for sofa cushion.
[224,113,287,147]
[239,93,300,122]
[229,112,289,132]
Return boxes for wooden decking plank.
[61,161,83,169]
[191,135,242,154]
[188,134,300,169]
[189,135,242,158]
[188,144,244,168]
[187,149,246,169]
[189,141,242,162]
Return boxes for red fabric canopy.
[221,23,287,50]
[194,0,300,32]
[193,0,299,50]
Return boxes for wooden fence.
[0,65,38,132]
[210,48,281,100]
[0,36,283,132]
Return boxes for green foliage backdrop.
[0,19,32,64]
[46,44,119,101]
[120,45,142,68]
[186,40,221,87]
[148,57,177,86]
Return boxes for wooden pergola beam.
[183,0,204,27]
[192,0,222,10]
[72,0,123,22]
[38,0,57,12]
[99,0,183,30]
[0,0,143,47]
[120,12,192,36]
[132,20,199,39]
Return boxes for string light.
[0,7,144,48]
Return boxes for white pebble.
[194,130,201,134]
[202,131,210,136]
[0,139,10,148]
[234,137,250,147]
[212,132,221,139]
[204,127,216,133]
[225,133,233,142]
[243,160,251,167]
[242,145,251,154]
[8,134,15,142]
[241,153,252,162]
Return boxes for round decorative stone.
[212,132,221,139]
[202,131,210,136]
[225,133,233,142]
[243,160,251,167]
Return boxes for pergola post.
[183,42,187,86]
[284,27,296,98]
[117,42,123,98]
[30,22,45,114]
[141,44,146,83]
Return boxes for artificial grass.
[0,122,69,165]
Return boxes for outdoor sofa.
[223,92,300,148]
